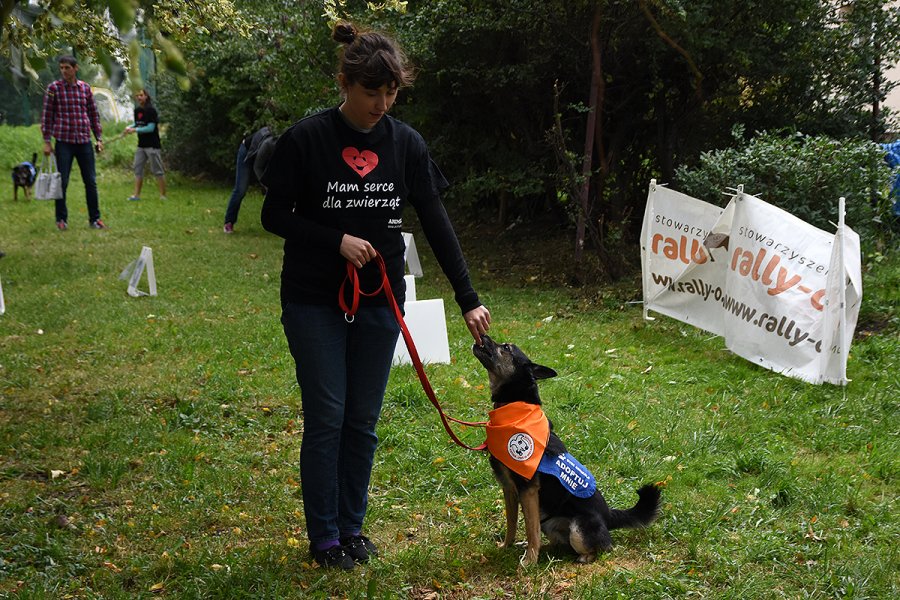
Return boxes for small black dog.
[12,153,38,201]
[473,334,661,564]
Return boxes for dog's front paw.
[520,548,539,565]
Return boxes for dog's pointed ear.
[532,363,558,380]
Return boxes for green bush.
[1,123,146,181]
[674,128,893,246]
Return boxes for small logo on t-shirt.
[342,147,379,178]
[507,433,535,462]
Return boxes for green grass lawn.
[1,126,898,598]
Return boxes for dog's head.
[472,334,557,407]
[12,153,37,186]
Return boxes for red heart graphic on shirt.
[342,147,379,178]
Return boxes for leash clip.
[344,313,354,323]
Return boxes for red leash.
[339,253,487,451]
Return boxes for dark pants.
[55,141,100,224]
[281,303,400,545]
[224,143,250,225]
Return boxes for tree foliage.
[156,0,336,176]
[159,0,410,176]
[383,0,900,275]
[1,0,248,89]
[6,0,898,275]
[675,127,891,240]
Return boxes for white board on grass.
[118,246,157,297]
[392,298,451,365]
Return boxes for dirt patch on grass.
[855,314,896,338]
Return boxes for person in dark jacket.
[223,126,275,233]
[260,21,491,570]
[124,89,167,201]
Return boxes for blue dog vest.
[537,451,597,498]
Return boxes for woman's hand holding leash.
[340,234,377,268]
[338,248,488,450]
[340,236,491,343]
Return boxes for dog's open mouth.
[472,333,496,362]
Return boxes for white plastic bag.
[34,154,63,200]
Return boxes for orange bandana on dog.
[486,402,550,480]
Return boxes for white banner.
[641,182,862,385]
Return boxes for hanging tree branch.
[637,0,703,98]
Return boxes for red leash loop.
[340,253,487,451]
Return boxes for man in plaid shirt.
[41,55,106,230]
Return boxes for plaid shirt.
[41,79,102,144]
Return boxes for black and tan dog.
[473,334,661,565]
[11,153,38,201]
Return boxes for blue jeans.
[224,143,250,225]
[281,303,400,545]
[55,141,100,223]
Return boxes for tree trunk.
[872,36,882,142]
[498,189,511,226]
[575,4,603,264]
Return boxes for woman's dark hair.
[139,89,154,107]
[332,21,414,90]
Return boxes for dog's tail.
[606,484,661,530]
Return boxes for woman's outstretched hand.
[464,305,491,344]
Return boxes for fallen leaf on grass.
[804,525,824,542]
[149,582,164,593]
[53,515,71,529]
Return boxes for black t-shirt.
[134,105,161,149]
[261,107,479,313]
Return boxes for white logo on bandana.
[507,433,534,462]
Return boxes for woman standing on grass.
[261,21,491,570]
[124,89,167,201]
